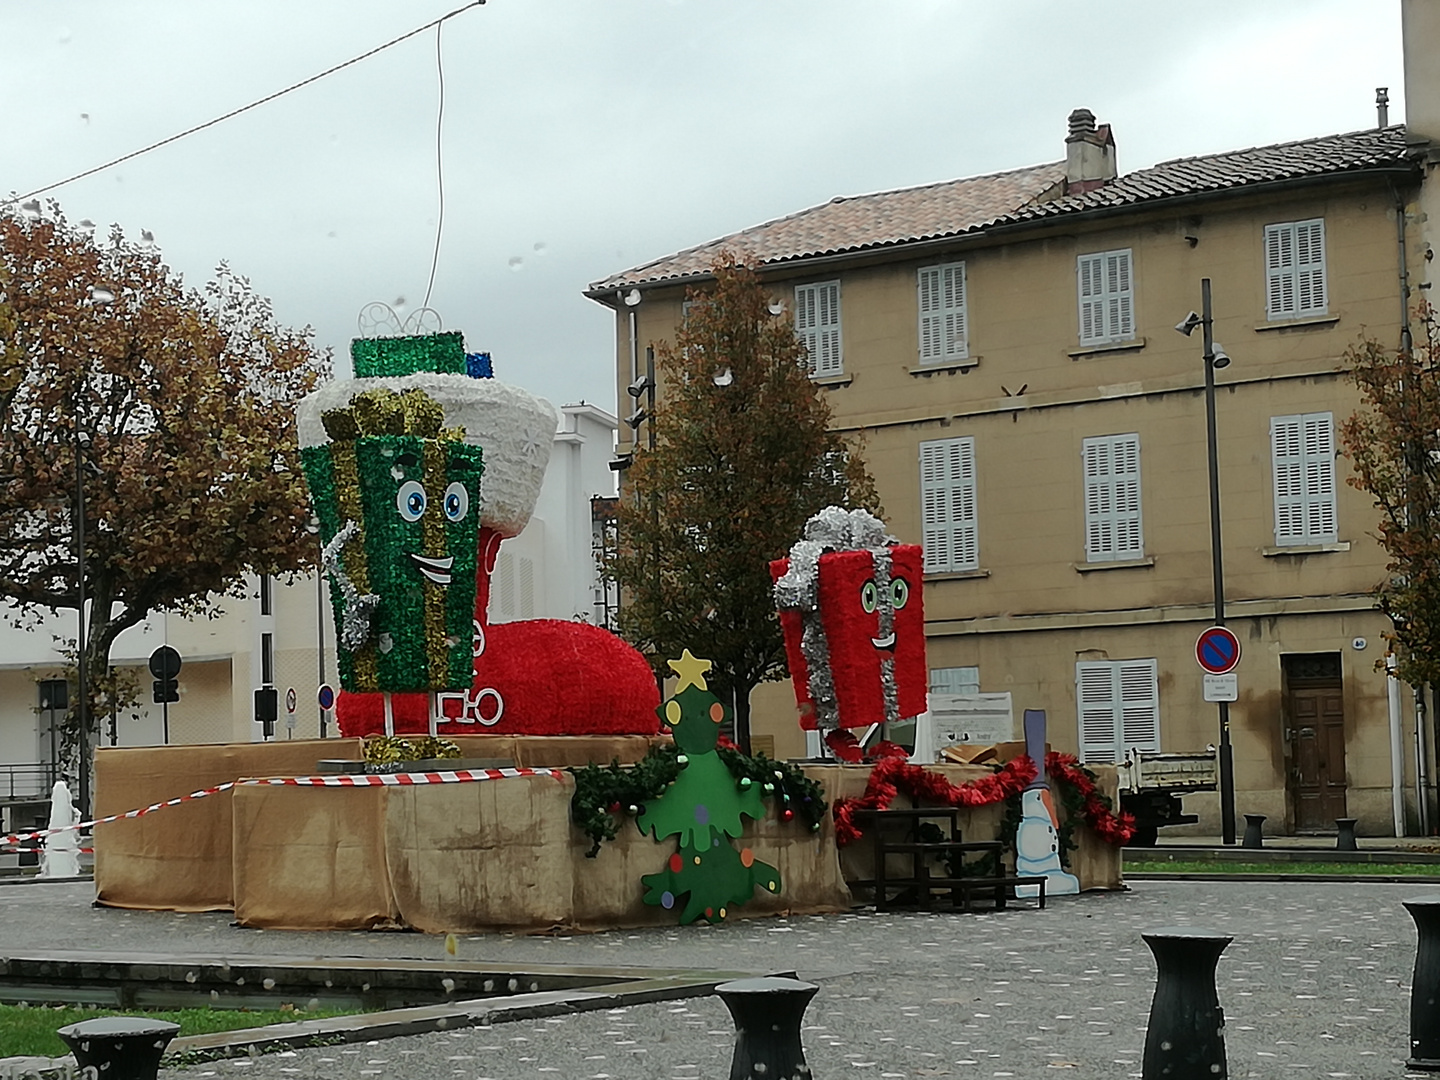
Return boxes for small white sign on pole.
[1203,673,1238,702]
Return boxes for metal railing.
[0,762,61,801]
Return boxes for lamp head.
[625,407,648,430]
[608,454,633,472]
[1210,344,1231,370]
[627,375,653,398]
[1175,311,1202,336]
[622,288,642,308]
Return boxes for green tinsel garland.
[351,332,467,378]
[570,744,828,858]
[363,735,462,764]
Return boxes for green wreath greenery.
[570,743,827,857]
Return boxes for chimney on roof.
[1065,108,1117,196]
[1377,87,1390,128]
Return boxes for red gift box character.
[772,508,927,731]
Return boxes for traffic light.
[152,678,179,704]
[254,686,278,740]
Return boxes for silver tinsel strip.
[871,546,899,725]
[322,519,381,651]
[773,507,898,732]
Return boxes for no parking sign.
[1195,626,1240,675]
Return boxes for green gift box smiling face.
[302,388,485,693]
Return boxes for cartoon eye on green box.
[301,386,484,693]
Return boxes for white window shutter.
[794,281,842,377]
[1082,433,1142,562]
[920,437,978,573]
[1265,219,1326,318]
[1077,662,1119,764]
[1117,659,1160,752]
[917,262,967,363]
[1272,413,1336,544]
[929,666,980,695]
[1303,413,1337,541]
[917,267,943,361]
[1077,250,1134,346]
[1078,254,1104,344]
[1077,658,1159,764]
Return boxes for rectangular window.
[929,666,980,695]
[1271,412,1337,544]
[1265,218,1327,318]
[1077,249,1135,346]
[1082,433,1143,561]
[1076,658,1159,764]
[919,436,979,573]
[794,281,843,377]
[917,261,968,363]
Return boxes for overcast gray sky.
[1,1,1405,415]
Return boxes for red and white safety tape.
[0,766,563,847]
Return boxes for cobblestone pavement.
[0,879,1434,1078]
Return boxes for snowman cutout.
[1014,709,1079,898]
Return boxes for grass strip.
[1125,857,1440,876]
[0,1004,355,1059]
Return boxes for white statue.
[39,780,82,878]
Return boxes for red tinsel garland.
[1045,751,1136,845]
[832,755,1038,846]
[832,752,1136,847]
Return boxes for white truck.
[1116,749,1220,846]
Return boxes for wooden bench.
[851,808,1047,912]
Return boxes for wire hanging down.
[422,18,448,311]
[12,1,485,203]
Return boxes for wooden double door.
[1287,679,1347,831]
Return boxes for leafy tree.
[608,256,880,752]
[0,204,330,792]
[1341,304,1440,685]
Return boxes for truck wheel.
[1129,825,1158,847]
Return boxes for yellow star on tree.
[668,649,713,692]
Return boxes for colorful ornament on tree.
[771,507,927,731]
[636,651,782,924]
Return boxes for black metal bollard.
[1241,814,1265,849]
[1404,895,1440,1069]
[57,1016,180,1080]
[1141,927,1232,1080]
[716,975,819,1080]
[1335,818,1358,851]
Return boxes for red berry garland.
[1044,751,1136,845]
[832,755,1038,846]
[832,753,1135,847]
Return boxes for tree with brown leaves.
[608,257,880,752]
[0,205,330,798]
[1341,304,1440,685]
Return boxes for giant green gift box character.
[301,377,484,695]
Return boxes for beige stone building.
[589,102,1439,837]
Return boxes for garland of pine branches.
[570,743,827,857]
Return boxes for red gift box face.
[772,544,926,729]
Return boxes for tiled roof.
[993,124,1414,227]
[586,161,1067,294]
[588,125,1416,295]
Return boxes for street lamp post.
[74,392,90,821]
[1178,278,1238,845]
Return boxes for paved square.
[0,878,1431,1077]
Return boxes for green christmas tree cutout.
[637,650,782,924]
